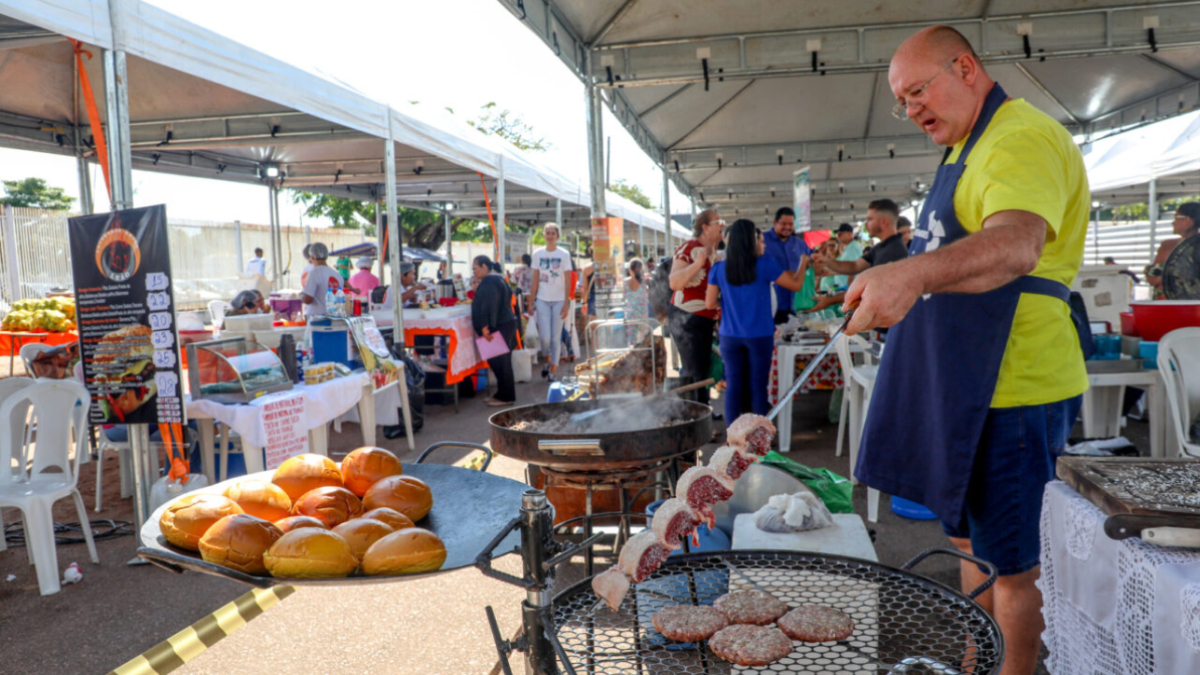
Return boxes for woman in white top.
[624,259,651,344]
[529,222,573,380]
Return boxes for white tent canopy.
[0,0,684,242]
[498,0,1200,228]
[1085,110,1200,201]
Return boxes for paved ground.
[1,354,1149,674]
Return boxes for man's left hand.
[842,260,925,335]
[806,295,835,313]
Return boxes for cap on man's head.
[836,223,855,234]
[310,242,329,260]
[400,262,416,276]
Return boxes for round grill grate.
[550,550,1003,674]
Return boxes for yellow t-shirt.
[945,97,1089,408]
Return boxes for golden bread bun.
[263,529,358,578]
[159,494,244,551]
[289,486,363,528]
[362,475,433,522]
[362,527,447,575]
[360,507,415,531]
[198,514,283,575]
[340,447,403,497]
[223,480,292,522]
[332,518,394,561]
[271,454,343,502]
[274,515,328,533]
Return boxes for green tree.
[468,102,550,153]
[609,179,654,209]
[1111,195,1200,222]
[0,178,75,210]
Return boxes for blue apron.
[854,84,1074,528]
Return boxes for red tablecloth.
[0,330,79,354]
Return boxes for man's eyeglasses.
[891,58,959,120]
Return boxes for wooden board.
[1056,456,1200,517]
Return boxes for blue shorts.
[941,395,1081,576]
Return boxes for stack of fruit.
[1,297,77,332]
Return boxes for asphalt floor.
[0,353,1148,674]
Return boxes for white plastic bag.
[754,492,834,533]
[524,316,540,351]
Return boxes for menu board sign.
[590,217,625,310]
[346,316,401,391]
[793,166,811,230]
[69,205,182,425]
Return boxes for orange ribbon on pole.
[478,172,500,261]
[70,39,111,203]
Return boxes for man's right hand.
[693,247,709,265]
[842,260,925,335]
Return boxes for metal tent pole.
[661,169,672,253]
[444,210,453,276]
[377,198,385,280]
[268,187,281,289]
[102,49,133,211]
[497,157,507,265]
[1148,178,1159,262]
[234,220,244,274]
[1092,208,1100,264]
[585,64,607,219]
[385,119,406,347]
[556,198,563,228]
[74,129,94,215]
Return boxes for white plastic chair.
[834,333,881,522]
[0,377,36,556]
[0,379,99,595]
[18,342,54,376]
[207,300,233,330]
[93,426,133,512]
[1156,327,1200,457]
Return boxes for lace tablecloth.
[1040,480,1200,675]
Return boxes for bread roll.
[332,518,394,561]
[198,514,283,575]
[159,494,244,551]
[362,527,447,575]
[340,447,403,497]
[274,515,328,533]
[223,480,292,522]
[360,507,415,532]
[289,486,363,528]
[263,529,358,578]
[362,475,433,522]
[271,454,343,502]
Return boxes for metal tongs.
[767,303,859,422]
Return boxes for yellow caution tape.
[104,585,295,675]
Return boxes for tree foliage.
[609,179,654,209]
[1111,195,1200,222]
[468,102,549,153]
[1,178,75,210]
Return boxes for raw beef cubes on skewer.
[675,466,734,529]
[709,445,757,482]
[727,414,776,456]
[651,498,703,550]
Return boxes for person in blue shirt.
[761,207,812,325]
[707,219,806,424]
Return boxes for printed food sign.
[69,205,182,425]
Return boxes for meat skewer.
[591,418,773,610]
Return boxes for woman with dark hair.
[706,219,806,424]
[1148,202,1200,297]
[471,255,518,406]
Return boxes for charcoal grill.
[477,491,1004,675]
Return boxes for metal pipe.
[102,48,133,209]
[127,110,307,127]
[444,210,453,277]
[1148,178,1159,261]
[377,199,385,281]
[585,58,607,219]
[234,219,244,274]
[127,129,363,149]
[555,198,563,228]
[498,158,507,264]
[385,123,406,347]
[661,168,672,253]
[519,490,557,675]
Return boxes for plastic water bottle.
[335,289,346,317]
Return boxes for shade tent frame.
[497,0,1200,229]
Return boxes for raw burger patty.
[651,605,729,642]
[708,624,793,666]
[713,590,789,625]
[778,605,855,642]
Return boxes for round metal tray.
[137,463,529,587]
[550,550,1004,674]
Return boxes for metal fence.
[0,206,367,311]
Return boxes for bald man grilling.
[845,26,1089,675]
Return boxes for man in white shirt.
[245,247,267,277]
[302,243,357,316]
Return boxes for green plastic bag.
[792,267,817,312]
[759,451,854,514]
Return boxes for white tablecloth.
[1040,480,1200,675]
[185,373,368,448]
